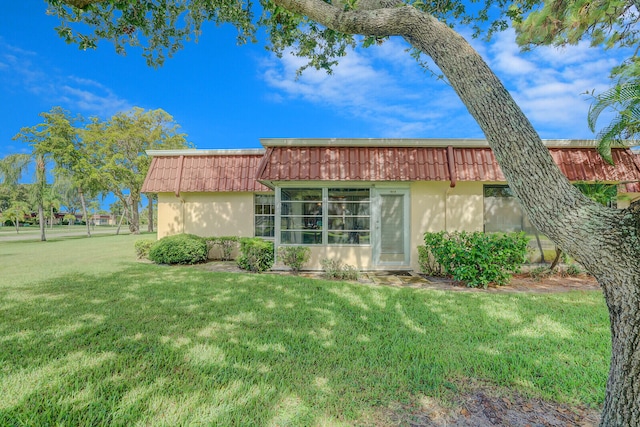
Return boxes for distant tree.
[1,202,31,233]
[42,186,62,228]
[0,154,31,212]
[14,109,86,241]
[146,193,157,233]
[82,107,190,234]
[21,107,106,238]
[63,213,76,228]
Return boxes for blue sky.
[0,1,625,161]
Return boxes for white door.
[373,189,410,266]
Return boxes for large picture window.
[279,187,370,245]
[254,194,275,238]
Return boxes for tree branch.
[62,0,106,8]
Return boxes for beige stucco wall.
[408,181,484,271]
[157,192,256,239]
[275,246,373,271]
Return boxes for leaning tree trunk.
[78,188,91,237]
[274,0,640,423]
[147,194,154,233]
[128,195,140,234]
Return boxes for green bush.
[423,231,528,288]
[278,246,311,274]
[320,258,360,281]
[148,234,208,265]
[205,236,240,261]
[566,263,582,276]
[237,238,274,273]
[134,239,155,260]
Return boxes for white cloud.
[0,40,131,118]
[261,39,469,137]
[479,29,628,137]
[262,28,625,139]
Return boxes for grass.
[0,235,610,425]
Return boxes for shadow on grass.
[0,265,609,425]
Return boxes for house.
[141,138,640,271]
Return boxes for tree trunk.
[147,194,154,233]
[116,206,127,235]
[128,195,140,234]
[38,203,46,241]
[549,248,562,270]
[78,188,91,237]
[271,1,640,423]
[533,230,545,263]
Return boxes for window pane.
[328,188,370,201]
[328,231,370,245]
[281,230,322,245]
[280,216,308,230]
[281,188,322,201]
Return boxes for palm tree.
[1,201,31,233]
[0,154,32,228]
[588,77,640,163]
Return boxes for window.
[327,188,370,244]
[279,187,370,245]
[483,185,535,233]
[484,185,524,232]
[254,194,275,238]
[280,188,323,244]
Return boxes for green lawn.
[0,235,610,425]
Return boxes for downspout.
[444,146,457,231]
[446,145,457,189]
[174,155,186,234]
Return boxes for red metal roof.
[142,154,270,194]
[142,147,640,195]
[256,146,452,182]
[257,146,640,191]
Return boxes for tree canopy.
[47,0,638,76]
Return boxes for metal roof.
[141,154,270,195]
[142,145,640,195]
[256,146,640,192]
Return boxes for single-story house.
[141,138,640,271]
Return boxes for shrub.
[320,258,360,281]
[134,239,155,260]
[529,266,554,280]
[205,236,240,261]
[566,263,582,276]
[417,245,445,276]
[148,234,208,265]
[278,246,311,274]
[237,238,274,273]
[423,231,528,288]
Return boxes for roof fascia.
[259,138,613,148]
[146,148,265,156]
